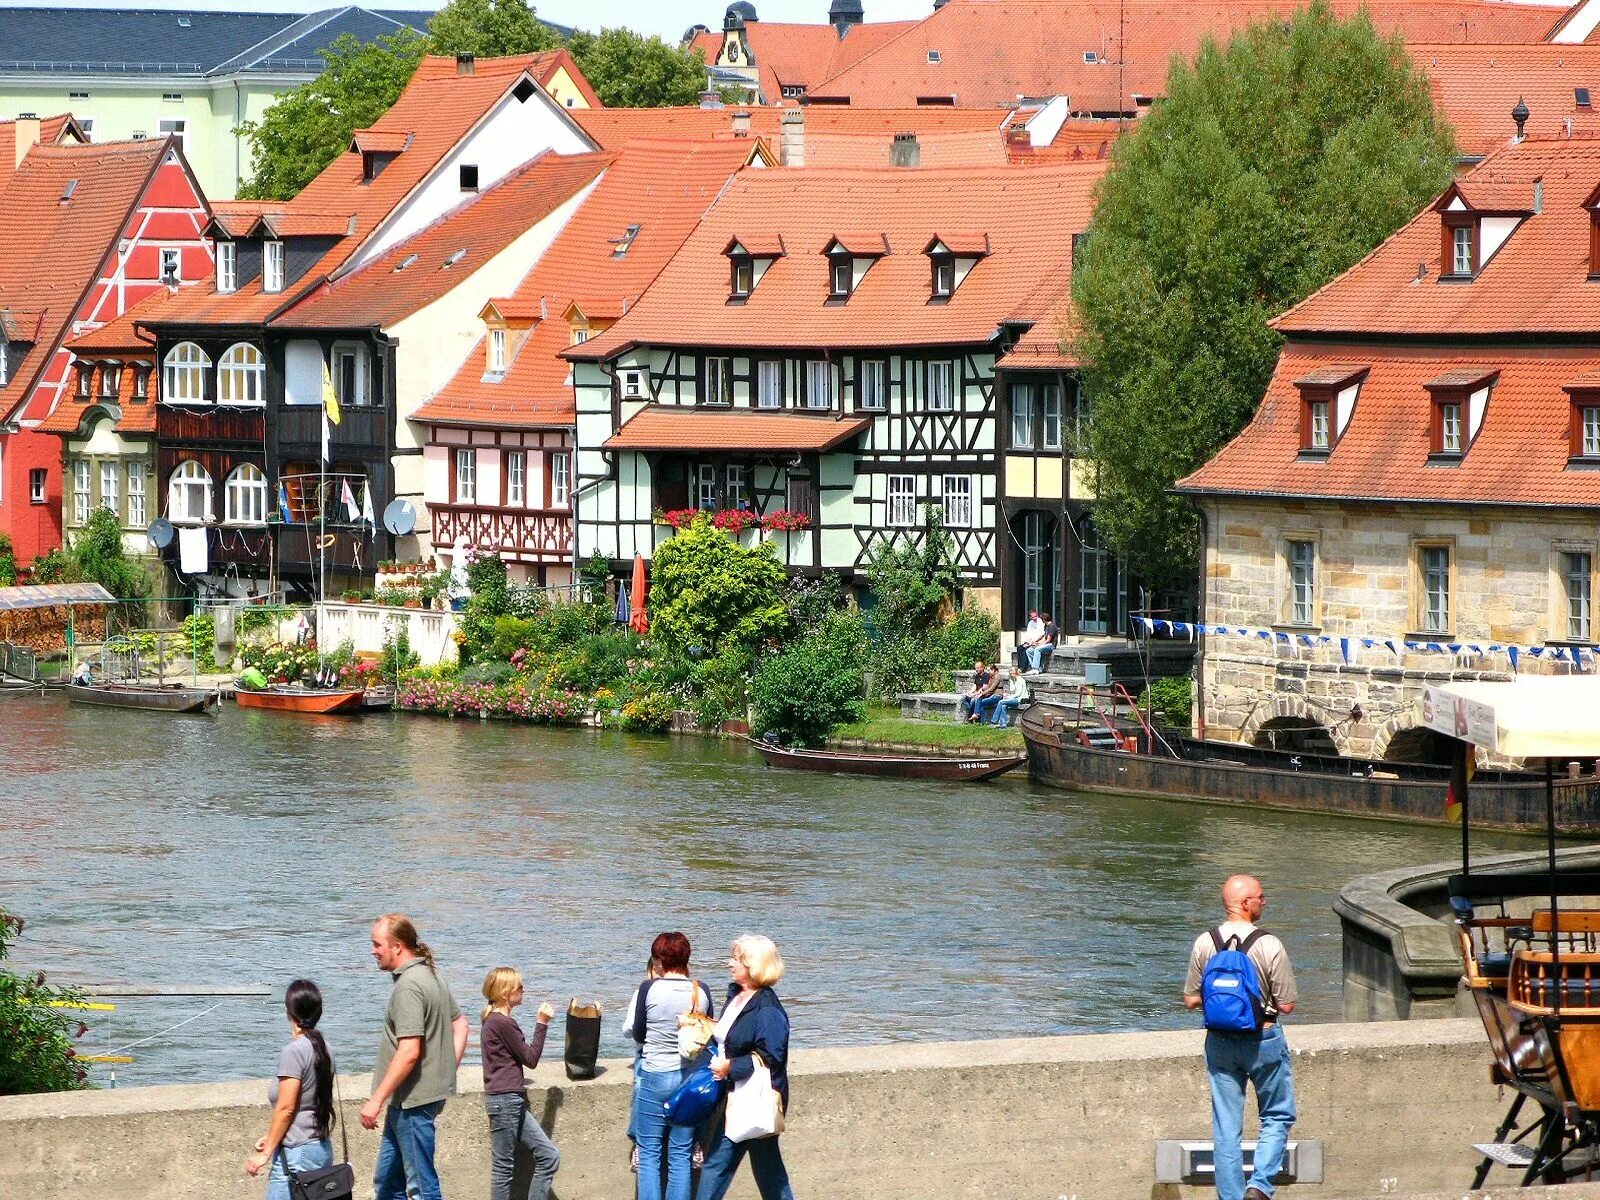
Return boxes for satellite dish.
[147,518,174,549]
[383,498,416,536]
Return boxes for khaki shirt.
[1184,920,1298,1019]
[375,959,462,1109]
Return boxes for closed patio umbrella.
[629,554,649,635]
[614,580,629,625]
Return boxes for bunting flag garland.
[1131,616,1589,673]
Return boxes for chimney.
[699,90,724,109]
[14,114,40,169]
[779,108,805,167]
[1534,177,1544,213]
[456,53,476,76]
[1005,124,1033,154]
[890,131,920,168]
[731,109,752,137]
[1513,95,1529,142]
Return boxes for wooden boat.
[1020,701,1600,834]
[749,738,1026,782]
[362,685,396,710]
[0,677,42,696]
[65,681,219,713]
[234,685,366,714]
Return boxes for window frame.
[99,460,119,516]
[829,254,853,299]
[756,359,783,410]
[805,360,832,411]
[75,362,93,399]
[697,462,718,509]
[127,461,147,528]
[1010,382,1036,449]
[1412,539,1454,636]
[216,241,237,293]
[729,255,754,299]
[100,362,121,399]
[72,459,90,526]
[726,464,749,509]
[29,468,46,505]
[454,447,477,504]
[489,328,507,373]
[217,342,265,406]
[702,356,732,407]
[887,474,916,527]
[332,342,369,408]
[262,239,285,293]
[159,246,181,283]
[858,358,887,412]
[506,449,526,507]
[223,463,268,526]
[1560,546,1595,644]
[167,459,213,525]
[1283,537,1317,628]
[1041,383,1062,451]
[550,452,570,509]
[162,342,210,404]
[930,254,955,298]
[941,473,972,528]
[1569,394,1600,460]
[927,360,956,413]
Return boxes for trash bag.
[663,1063,723,1128]
[564,998,602,1081]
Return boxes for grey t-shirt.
[267,1036,323,1147]
[623,978,714,1073]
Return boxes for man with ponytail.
[362,914,469,1200]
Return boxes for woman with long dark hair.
[244,979,337,1198]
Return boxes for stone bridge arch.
[1237,693,1348,755]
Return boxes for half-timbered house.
[565,160,1105,609]
[412,137,760,585]
[0,120,208,567]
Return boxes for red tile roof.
[0,137,169,422]
[690,21,917,101]
[275,151,611,330]
[0,114,86,184]
[1276,137,1600,336]
[605,405,871,451]
[806,0,1569,109]
[997,274,1080,368]
[1417,44,1600,159]
[572,159,1107,357]
[1180,342,1600,506]
[414,138,754,430]
[42,292,177,436]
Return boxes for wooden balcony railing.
[430,503,571,562]
[156,404,265,446]
[276,404,386,452]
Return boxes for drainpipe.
[234,80,244,194]
[1191,496,1209,741]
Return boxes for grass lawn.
[830,704,1025,752]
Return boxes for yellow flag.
[322,360,342,427]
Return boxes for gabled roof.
[1179,343,1600,506]
[805,0,1570,110]
[1415,44,1600,159]
[44,293,173,437]
[571,159,1107,358]
[689,19,916,102]
[607,406,872,451]
[414,138,754,430]
[0,115,88,186]
[0,138,171,422]
[275,150,612,330]
[1276,137,1600,337]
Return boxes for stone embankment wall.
[0,1020,1527,1200]
[1195,497,1597,759]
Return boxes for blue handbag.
[663,1044,724,1127]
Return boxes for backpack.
[1200,927,1267,1033]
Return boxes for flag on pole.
[341,479,360,522]
[278,481,293,524]
[361,482,375,528]
[322,360,341,427]
[1445,745,1474,823]
[321,403,330,464]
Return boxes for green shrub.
[649,514,788,658]
[239,604,294,639]
[180,612,216,660]
[750,613,867,746]
[0,909,88,1094]
[459,660,517,685]
[377,625,420,681]
[783,574,847,635]
[868,633,937,701]
[689,644,752,728]
[70,509,149,602]
[619,689,677,733]
[0,533,15,586]
[27,548,79,585]
[1140,674,1194,728]
[932,606,1001,678]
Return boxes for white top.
[1023,617,1044,642]
[713,988,755,1049]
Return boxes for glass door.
[1078,517,1110,634]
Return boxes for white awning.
[1421,677,1600,758]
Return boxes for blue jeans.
[973,695,1002,722]
[268,1139,333,1200]
[628,1057,642,1140]
[989,698,1020,727]
[486,1091,560,1200]
[696,1130,794,1200]
[1206,1025,1296,1200]
[634,1065,695,1200]
[1026,643,1054,672]
[374,1100,445,1200]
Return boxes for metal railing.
[0,641,38,683]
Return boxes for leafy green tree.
[427,0,562,57]
[0,533,15,586]
[459,552,512,664]
[0,909,89,1094]
[237,30,428,200]
[751,611,868,746]
[566,28,707,108]
[70,509,150,601]
[648,515,788,659]
[1072,0,1455,575]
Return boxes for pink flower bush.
[398,676,586,724]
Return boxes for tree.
[647,515,788,659]
[427,0,562,57]
[0,909,89,1094]
[0,533,15,587]
[566,28,708,108]
[1072,0,1455,576]
[70,509,150,601]
[237,30,428,200]
[751,611,868,746]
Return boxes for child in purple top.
[480,967,560,1200]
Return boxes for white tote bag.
[724,1055,785,1143]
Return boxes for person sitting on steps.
[956,661,993,722]
[1023,612,1058,675]
[972,666,1008,724]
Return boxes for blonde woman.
[480,967,560,1200]
[697,935,795,1200]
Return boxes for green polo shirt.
[374,959,462,1109]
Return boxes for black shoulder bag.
[275,1075,356,1200]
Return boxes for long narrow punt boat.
[65,681,219,713]
[1020,701,1600,833]
[234,685,366,714]
[749,738,1026,782]
[0,676,42,696]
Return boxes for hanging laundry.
[178,526,208,575]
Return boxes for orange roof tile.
[0,137,169,422]
[997,275,1080,368]
[1180,342,1600,506]
[64,295,160,354]
[605,405,871,451]
[807,0,1569,110]
[350,129,413,154]
[1416,44,1600,159]
[414,139,753,430]
[692,20,917,101]
[275,151,611,330]
[43,292,175,436]
[1276,137,1600,337]
[0,114,86,183]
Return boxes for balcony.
[276,404,387,453]
[277,525,389,574]
[431,503,572,563]
[157,523,273,572]
[156,404,265,447]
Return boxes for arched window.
[217,343,265,406]
[162,342,209,404]
[167,460,212,524]
[224,464,267,525]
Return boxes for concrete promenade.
[0,1018,1541,1199]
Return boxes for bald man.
[1182,875,1298,1200]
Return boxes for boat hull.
[65,682,219,713]
[750,739,1025,782]
[1020,704,1600,834]
[234,687,366,714]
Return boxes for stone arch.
[1237,692,1348,755]
[1372,715,1456,766]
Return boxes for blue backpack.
[1200,927,1267,1033]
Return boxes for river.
[0,691,1522,1087]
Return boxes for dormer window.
[75,362,92,399]
[1434,181,1534,281]
[731,255,754,297]
[1425,367,1496,460]
[489,328,506,373]
[263,240,285,293]
[100,362,121,398]
[1293,364,1366,456]
[924,234,987,301]
[823,236,884,302]
[932,254,955,297]
[831,256,852,298]
[1451,225,1473,276]
[216,241,237,293]
[1584,183,1600,278]
[724,236,783,303]
[1565,375,1600,462]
